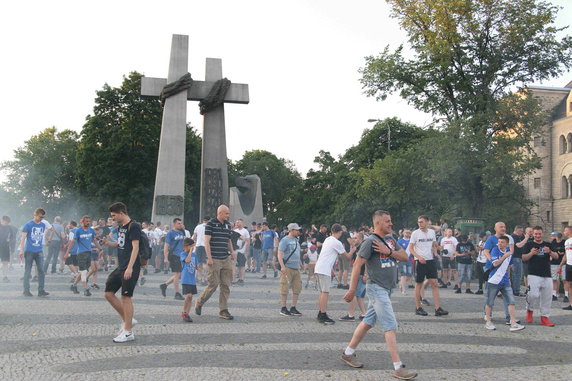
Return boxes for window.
[569,175,572,198]
[535,136,542,148]
[568,133,572,153]
[563,176,569,199]
[559,135,567,154]
[534,177,541,189]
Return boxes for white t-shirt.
[234,228,250,253]
[476,240,488,263]
[193,223,206,247]
[315,236,346,275]
[153,227,163,245]
[184,229,191,238]
[565,237,572,266]
[440,236,458,257]
[410,228,436,261]
[41,220,53,246]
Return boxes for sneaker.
[113,330,135,343]
[246,269,251,272]
[337,284,343,289]
[505,319,521,325]
[290,307,302,316]
[238,279,244,285]
[408,285,415,289]
[415,307,428,316]
[339,353,363,368]
[435,307,448,316]
[563,305,572,310]
[439,284,448,289]
[164,269,169,274]
[174,292,184,300]
[274,271,278,278]
[552,295,558,301]
[421,298,430,306]
[526,310,533,323]
[91,283,100,289]
[160,283,167,297]
[540,316,555,327]
[219,309,234,320]
[84,289,92,297]
[563,296,569,303]
[120,318,138,333]
[509,323,525,332]
[465,289,473,294]
[182,312,193,322]
[343,284,350,290]
[139,277,146,286]
[319,313,335,325]
[38,290,49,297]
[393,365,417,380]
[339,314,355,322]
[455,289,461,294]
[518,292,527,297]
[195,302,202,316]
[485,321,496,330]
[143,268,148,275]
[71,284,80,294]
[358,314,365,321]
[23,290,33,297]
[280,307,292,316]
[453,284,459,290]
[475,289,483,295]
[261,275,267,279]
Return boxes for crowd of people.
[3,204,572,380]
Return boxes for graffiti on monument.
[204,168,223,217]
[155,195,184,216]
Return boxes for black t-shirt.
[117,220,141,270]
[316,232,327,254]
[351,245,366,276]
[523,240,552,277]
[455,242,475,264]
[339,231,351,252]
[511,234,525,259]
[230,230,241,251]
[253,232,262,249]
[551,239,565,265]
[0,225,13,248]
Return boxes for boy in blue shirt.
[180,238,197,322]
[19,208,50,297]
[484,236,525,332]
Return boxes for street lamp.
[368,118,390,151]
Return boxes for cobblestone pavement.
[1,264,571,380]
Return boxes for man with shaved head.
[195,205,237,320]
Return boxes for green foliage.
[229,150,302,218]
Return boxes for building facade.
[525,81,572,232]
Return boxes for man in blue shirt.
[160,218,185,300]
[66,216,101,296]
[260,222,279,279]
[484,236,524,332]
[19,208,50,297]
[277,223,303,317]
[397,229,412,294]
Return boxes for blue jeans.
[43,240,61,273]
[23,251,45,293]
[253,248,262,272]
[362,283,398,331]
[458,263,472,284]
[483,281,510,321]
[511,258,523,295]
[485,282,515,308]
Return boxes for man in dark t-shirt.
[103,202,141,343]
[511,226,525,296]
[316,225,328,254]
[522,226,559,327]
[195,205,236,320]
[550,232,565,300]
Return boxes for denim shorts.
[485,282,515,308]
[362,283,398,331]
[457,263,472,283]
[355,275,366,298]
[398,261,412,277]
[260,248,274,262]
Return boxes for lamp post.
[367,119,390,151]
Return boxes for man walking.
[66,216,101,297]
[260,222,278,279]
[44,216,64,274]
[19,208,50,297]
[102,202,141,343]
[277,223,303,317]
[340,210,417,380]
[233,219,250,284]
[160,218,185,300]
[195,205,236,320]
[192,216,209,285]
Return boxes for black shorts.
[236,252,246,267]
[442,257,457,270]
[77,252,91,271]
[0,246,10,262]
[415,260,438,283]
[566,264,572,282]
[91,252,99,262]
[169,254,182,273]
[66,255,79,266]
[105,266,140,297]
[182,284,197,295]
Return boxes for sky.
[1,0,571,178]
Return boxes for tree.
[229,150,302,218]
[359,0,572,221]
[1,127,80,218]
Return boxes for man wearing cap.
[277,223,303,317]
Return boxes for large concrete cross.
[141,34,249,224]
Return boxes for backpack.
[128,221,151,266]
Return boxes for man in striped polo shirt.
[195,205,236,320]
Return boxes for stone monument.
[141,34,249,223]
[229,175,264,226]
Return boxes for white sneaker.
[118,318,138,334]
[113,330,135,343]
[485,321,496,330]
[509,323,525,332]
